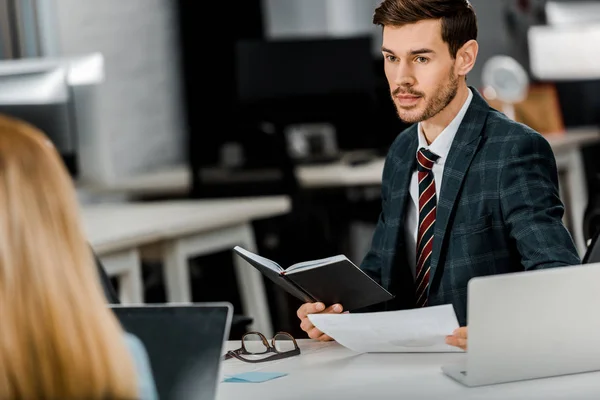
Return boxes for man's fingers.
[299,318,314,332]
[296,303,339,341]
[307,328,333,342]
[297,302,340,320]
[297,302,326,319]
[445,335,467,351]
[454,338,467,350]
[452,327,468,339]
[323,303,343,313]
[317,334,333,342]
[307,327,325,339]
[445,336,458,347]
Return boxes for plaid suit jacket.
[359,88,581,326]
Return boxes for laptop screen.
[110,303,232,400]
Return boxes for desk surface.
[78,128,600,197]
[81,195,291,254]
[217,339,600,400]
[544,129,600,152]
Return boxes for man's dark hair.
[373,0,478,58]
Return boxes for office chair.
[93,250,120,304]
[582,228,600,264]
[582,142,600,243]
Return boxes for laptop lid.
[459,263,600,386]
[110,302,233,400]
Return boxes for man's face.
[382,20,459,124]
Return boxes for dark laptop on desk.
[442,263,600,387]
[110,302,233,400]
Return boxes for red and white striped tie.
[415,147,439,308]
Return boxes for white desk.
[82,196,292,337]
[79,129,600,255]
[76,158,388,196]
[546,130,600,255]
[217,339,600,400]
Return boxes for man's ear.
[455,39,478,77]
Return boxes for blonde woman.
[0,114,157,399]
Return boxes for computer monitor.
[236,35,376,103]
[0,53,104,180]
[234,36,387,154]
[0,67,77,173]
[527,16,600,128]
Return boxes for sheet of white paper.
[307,304,463,353]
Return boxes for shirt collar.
[416,88,473,161]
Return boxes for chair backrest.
[583,228,600,264]
[93,249,120,304]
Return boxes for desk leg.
[231,224,273,338]
[98,249,144,304]
[162,240,192,303]
[563,149,588,257]
[158,225,273,336]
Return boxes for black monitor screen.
[235,35,375,103]
[234,36,388,152]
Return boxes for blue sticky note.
[223,371,288,383]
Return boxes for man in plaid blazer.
[296,0,581,346]
[358,87,581,320]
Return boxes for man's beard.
[393,68,459,124]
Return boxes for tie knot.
[417,148,439,171]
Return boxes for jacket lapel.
[393,127,419,227]
[429,88,489,290]
[382,126,418,295]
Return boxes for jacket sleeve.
[499,130,581,269]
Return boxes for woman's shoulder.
[123,332,159,400]
[124,332,147,358]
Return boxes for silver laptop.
[442,263,600,387]
[110,302,233,400]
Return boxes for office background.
[0,0,557,182]
[1,0,599,339]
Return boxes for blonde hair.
[0,114,138,399]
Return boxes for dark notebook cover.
[233,246,394,311]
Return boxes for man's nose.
[394,62,416,87]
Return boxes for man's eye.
[415,56,429,63]
[385,54,397,62]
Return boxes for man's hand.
[296,302,343,341]
[445,326,468,350]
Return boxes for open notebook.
[233,246,394,311]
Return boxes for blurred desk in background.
[77,155,386,198]
[296,157,384,189]
[82,195,292,337]
[79,128,600,256]
[545,128,600,255]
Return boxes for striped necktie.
[415,147,440,308]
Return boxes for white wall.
[53,0,186,184]
[263,0,382,55]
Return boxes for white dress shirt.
[405,88,473,279]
